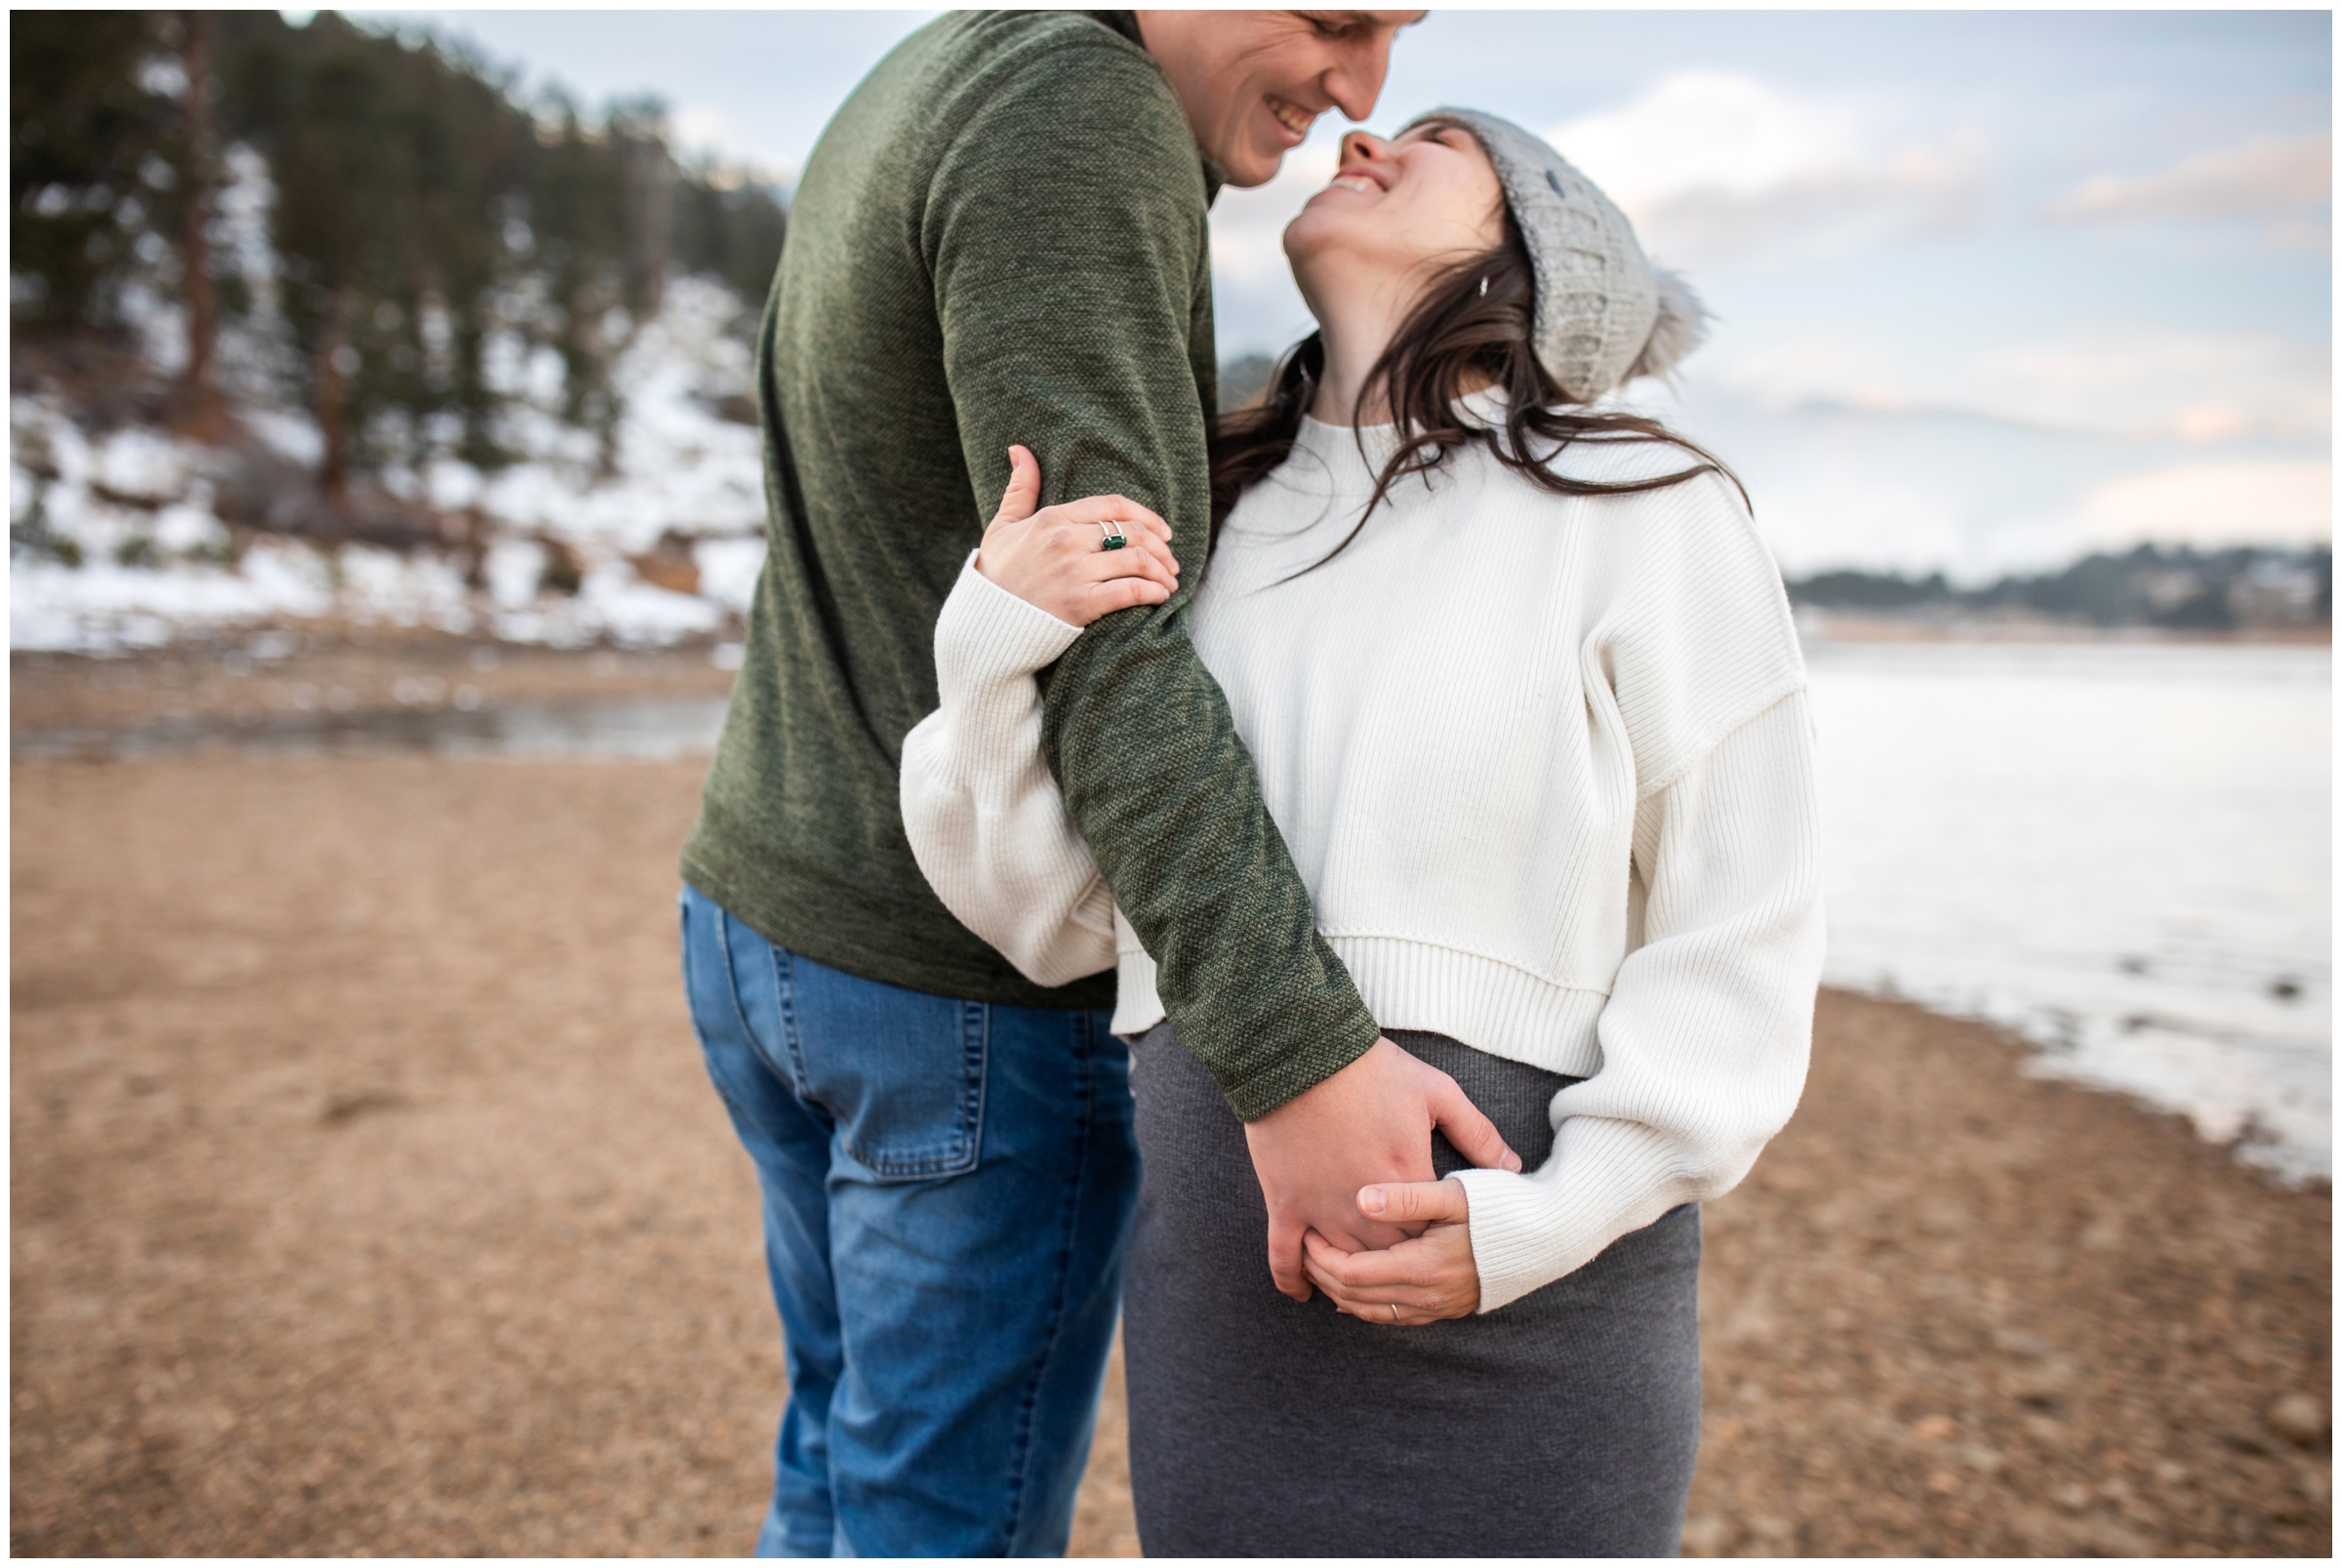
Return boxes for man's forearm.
[1040,602,1380,1119]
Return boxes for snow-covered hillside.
[12,276,771,655]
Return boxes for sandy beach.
[10,647,2330,1556]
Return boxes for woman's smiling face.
[1282,120,1507,292]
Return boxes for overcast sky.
[360,8,2332,579]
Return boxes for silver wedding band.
[1388,1302,1402,1324]
[1098,520,1128,551]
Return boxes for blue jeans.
[678,885,1140,1556]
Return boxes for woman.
[901,110,1824,1556]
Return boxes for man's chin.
[1217,146,1287,189]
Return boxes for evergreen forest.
[12,10,787,506]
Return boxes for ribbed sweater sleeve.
[1450,689,1825,1310]
[900,555,1117,988]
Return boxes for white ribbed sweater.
[900,405,1825,1310]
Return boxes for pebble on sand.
[2270,1393,2329,1449]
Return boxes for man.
[676,11,1503,1555]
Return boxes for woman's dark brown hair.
[1207,212,1743,574]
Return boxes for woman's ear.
[1628,267,1709,383]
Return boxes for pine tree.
[171,10,223,430]
[10,11,181,337]
[17,8,790,503]
[671,166,787,303]
[217,13,537,495]
[531,98,634,475]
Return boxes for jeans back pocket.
[777,947,988,1181]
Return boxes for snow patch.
[13,276,774,653]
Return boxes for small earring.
[1478,276,1489,297]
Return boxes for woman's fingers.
[991,444,1043,528]
[1070,531,1178,589]
[1080,577,1171,618]
[1301,1252,1441,1324]
[1303,1227,1434,1291]
[1301,1208,1481,1324]
[1039,494,1171,542]
[1038,521,1179,607]
[1305,1273,1462,1327]
[1113,512,1178,570]
[1005,536,1176,627]
[1356,1177,1470,1226]
[1026,496,1179,575]
[1053,577,1170,628]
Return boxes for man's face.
[1135,11,1425,188]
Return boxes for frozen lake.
[12,694,734,764]
[22,635,2328,1182]
[1804,638,2330,1184]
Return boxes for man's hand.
[1242,1037,1519,1301]
[1303,1176,1480,1324]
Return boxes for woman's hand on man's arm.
[978,444,1181,627]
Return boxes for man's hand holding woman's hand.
[978,445,1180,625]
[1304,1176,1481,1324]
[1243,1037,1516,1316]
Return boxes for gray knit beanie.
[1402,107,1707,401]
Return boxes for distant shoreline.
[1832,981,2327,1194]
[1797,610,2331,646]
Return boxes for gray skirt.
[1122,1025,1702,1557]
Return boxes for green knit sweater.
[679,10,1378,1118]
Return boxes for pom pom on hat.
[1628,267,1709,383]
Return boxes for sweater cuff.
[1217,1012,1382,1121]
[1452,1117,1689,1312]
[934,550,1085,709]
